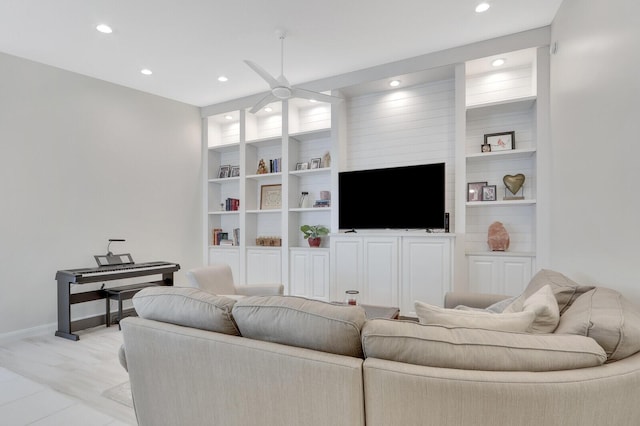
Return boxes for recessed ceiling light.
[491,58,505,67]
[475,2,490,13]
[217,76,228,82]
[389,80,401,87]
[140,69,153,75]
[225,115,233,120]
[96,24,113,34]
[264,107,273,112]
[309,99,317,103]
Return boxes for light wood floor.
[0,325,137,425]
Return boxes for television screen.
[338,163,445,230]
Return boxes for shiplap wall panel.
[466,66,533,106]
[292,104,331,134]
[345,79,456,222]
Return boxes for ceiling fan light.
[272,87,292,99]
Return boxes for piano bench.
[104,283,160,329]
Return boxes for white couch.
[119,270,640,426]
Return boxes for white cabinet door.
[208,248,240,283]
[289,248,329,300]
[467,255,533,295]
[330,237,363,302]
[246,248,281,284]
[401,237,453,314]
[362,238,399,307]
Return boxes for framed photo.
[481,143,491,153]
[217,165,230,179]
[310,158,321,169]
[484,131,515,151]
[230,166,240,177]
[260,184,282,210]
[481,185,497,201]
[295,162,304,171]
[467,181,487,202]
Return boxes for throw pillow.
[132,286,240,335]
[361,319,607,371]
[232,296,367,357]
[414,300,535,332]
[555,287,640,361]
[521,284,560,333]
[503,269,594,314]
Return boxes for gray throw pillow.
[232,296,366,357]
[132,286,240,335]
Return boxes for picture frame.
[481,185,497,201]
[484,131,515,151]
[230,166,240,177]
[310,158,321,169]
[218,165,230,179]
[467,181,487,202]
[481,143,491,153]
[260,184,282,210]
[295,162,304,171]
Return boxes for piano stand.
[105,283,160,329]
[55,261,179,340]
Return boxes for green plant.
[300,224,329,239]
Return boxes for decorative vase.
[308,237,321,247]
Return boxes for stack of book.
[313,199,331,208]
[269,158,282,173]
[211,228,228,245]
[225,198,239,211]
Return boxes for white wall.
[0,52,202,338]
[549,0,640,303]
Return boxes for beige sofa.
[119,270,640,426]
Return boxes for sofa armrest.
[444,292,511,309]
[234,284,284,296]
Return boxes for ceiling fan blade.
[292,88,343,104]
[244,60,280,89]
[249,92,278,114]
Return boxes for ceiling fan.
[244,30,343,114]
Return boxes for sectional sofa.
[119,270,640,426]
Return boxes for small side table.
[104,283,160,329]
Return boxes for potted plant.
[300,224,329,247]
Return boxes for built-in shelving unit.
[458,46,549,295]
[203,98,334,289]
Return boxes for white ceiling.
[0,0,563,108]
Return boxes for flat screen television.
[338,163,445,231]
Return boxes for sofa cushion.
[132,286,240,335]
[361,319,607,371]
[232,296,366,357]
[414,300,535,332]
[555,287,640,361]
[521,284,560,333]
[504,269,594,314]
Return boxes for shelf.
[466,96,536,119]
[245,135,282,147]
[289,246,330,252]
[208,142,240,153]
[465,251,536,257]
[466,199,536,207]
[208,176,240,183]
[466,148,536,162]
[289,207,331,212]
[289,167,331,176]
[246,172,282,180]
[246,209,282,214]
[208,245,240,249]
[208,211,240,215]
[289,128,331,142]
